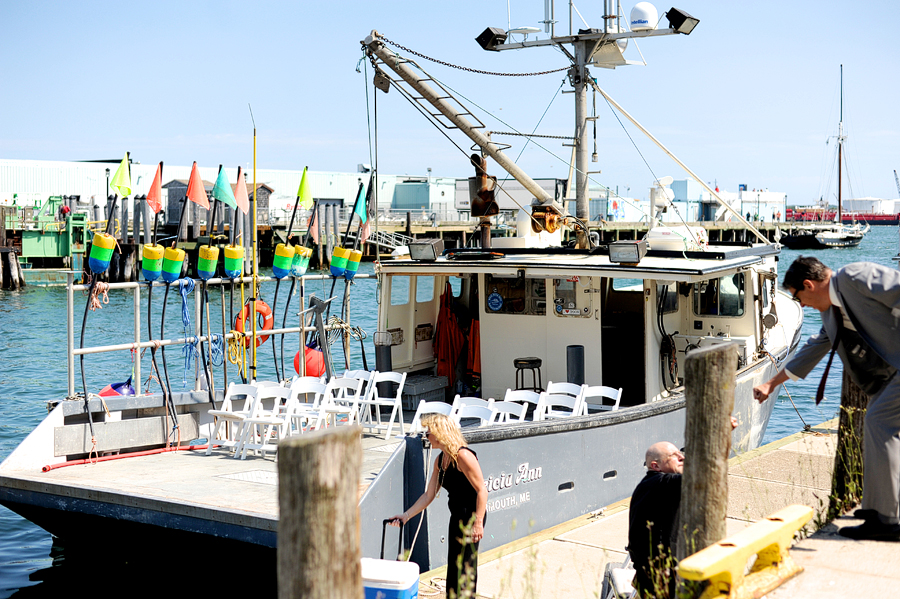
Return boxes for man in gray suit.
[754,257,900,541]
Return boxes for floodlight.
[666,8,699,35]
[476,27,507,51]
[608,240,648,264]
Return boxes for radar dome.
[630,2,658,32]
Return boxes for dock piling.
[277,425,363,599]
[679,342,737,561]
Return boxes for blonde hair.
[421,413,467,464]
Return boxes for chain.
[488,130,574,140]
[376,34,570,77]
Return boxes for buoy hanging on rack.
[88,232,116,274]
[292,246,312,276]
[161,247,185,283]
[197,245,219,281]
[273,243,293,279]
[141,244,164,281]
[234,300,274,347]
[330,246,349,277]
[344,249,363,280]
[295,347,326,377]
[224,245,244,279]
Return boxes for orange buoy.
[234,300,274,347]
[294,347,325,377]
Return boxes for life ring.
[234,300,274,347]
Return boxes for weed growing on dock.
[825,405,865,523]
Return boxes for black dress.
[438,447,485,599]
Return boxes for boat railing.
[64,271,374,399]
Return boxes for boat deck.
[0,428,405,545]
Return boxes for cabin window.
[613,278,643,291]
[553,277,592,318]
[484,274,545,315]
[693,273,745,317]
[449,276,462,298]
[657,284,678,314]
[390,276,410,306]
[416,276,435,303]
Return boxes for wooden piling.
[678,342,737,561]
[277,425,363,599]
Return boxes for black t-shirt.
[627,470,682,595]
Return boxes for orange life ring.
[234,300,274,347]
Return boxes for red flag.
[186,161,209,209]
[233,167,250,215]
[308,205,319,244]
[146,162,163,214]
[359,216,370,245]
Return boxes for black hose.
[198,282,216,406]
[160,282,174,400]
[281,277,297,382]
[272,279,282,380]
[78,277,98,440]
[148,283,178,436]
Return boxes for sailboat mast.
[837,64,843,222]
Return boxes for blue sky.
[2,1,898,204]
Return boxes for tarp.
[434,282,464,391]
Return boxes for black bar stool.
[514,357,543,392]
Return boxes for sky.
[2,0,899,205]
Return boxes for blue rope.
[210,334,225,367]
[177,278,196,387]
[182,337,199,387]
[178,278,194,330]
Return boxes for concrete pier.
[415,418,899,598]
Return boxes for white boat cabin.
[377,242,784,406]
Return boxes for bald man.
[627,441,684,599]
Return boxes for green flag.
[297,167,313,209]
[353,182,367,224]
[212,167,237,209]
[109,153,131,197]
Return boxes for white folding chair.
[451,395,495,414]
[408,400,453,434]
[233,386,292,459]
[535,381,586,421]
[323,376,366,426]
[358,371,408,440]
[206,383,260,455]
[452,405,495,428]
[489,401,528,424]
[504,388,542,421]
[581,385,623,414]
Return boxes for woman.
[390,413,487,599]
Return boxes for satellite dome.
[630,2,658,32]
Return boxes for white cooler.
[361,557,419,599]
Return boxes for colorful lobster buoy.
[141,244,165,281]
[273,243,294,279]
[292,246,312,277]
[344,249,363,280]
[234,300,274,347]
[88,232,116,274]
[224,245,244,279]
[330,246,349,277]
[161,247,186,283]
[197,245,219,281]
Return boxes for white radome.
[630,2,659,32]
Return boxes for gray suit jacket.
[786,262,900,380]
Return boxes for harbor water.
[1,228,898,596]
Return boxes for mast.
[837,64,843,224]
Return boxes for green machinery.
[4,196,88,284]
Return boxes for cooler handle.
[381,518,404,560]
